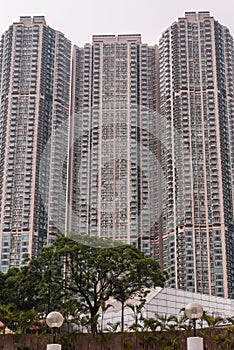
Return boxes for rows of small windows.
[12,26,40,94]
[1,234,30,271]
[166,19,217,90]
[53,36,71,103]
[177,229,225,294]
[164,97,227,225]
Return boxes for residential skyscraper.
[159,12,234,298]
[0,16,71,271]
[1,12,234,300]
[68,35,160,256]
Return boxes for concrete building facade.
[68,35,161,256]
[0,16,71,271]
[159,12,234,298]
[1,13,234,302]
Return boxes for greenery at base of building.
[0,236,166,334]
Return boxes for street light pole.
[46,311,64,350]
[185,302,203,350]
[52,327,57,344]
[192,318,196,337]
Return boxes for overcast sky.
[1,0,234,46]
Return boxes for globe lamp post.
[46,311,64,350]
[185,302,204,350]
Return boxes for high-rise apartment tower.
[68,35,160,256]
[2,12,234,300]
[0,16,71,271]
[159,12,234,298]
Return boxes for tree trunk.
[91,318,97,335]
[90,309,99,335]
[121,301,124,333]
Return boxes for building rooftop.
[92,34,142,44]
[19,16,46,25]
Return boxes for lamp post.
[46,311,64,350]
[184,302,203,350]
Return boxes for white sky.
[0,0,234,46]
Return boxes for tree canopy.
[0,236,167,334]
[38,236,167,333]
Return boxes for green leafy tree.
[226,316,234,325]
[99,300,113,333]
[111,250,167,332]
[0,304,40,334]
[24,244,69,315]
[161,337,182,350]
[0,267,42,311]
[127,302,145,332]
[154,314,178,331]
[142,317,159,331]
[0,271,5,300]
[202,312,224,327]
[0,304,16,331]
[29,236,166,335]
[1,268,25,308]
